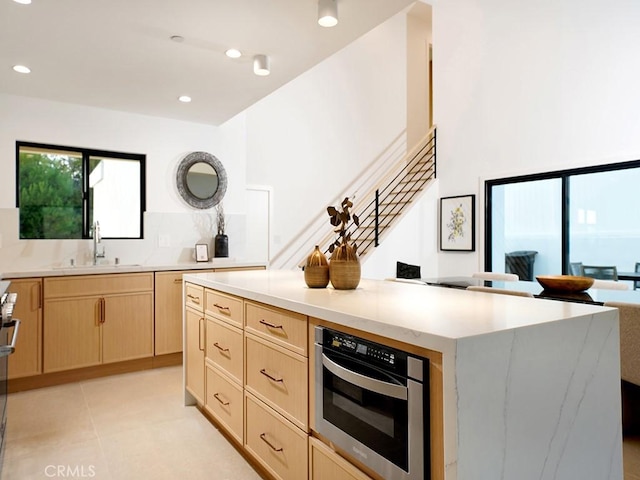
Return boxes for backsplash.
[0,208,252,273]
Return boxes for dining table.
[421,276,640,305]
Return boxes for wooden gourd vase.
[329,242,361,290]
[304,245,330,288]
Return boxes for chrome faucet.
[92,221,106,265]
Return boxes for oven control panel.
[322,328,407,373]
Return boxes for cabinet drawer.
[245,302,307,356]
[245,393,308,480]
[309,437,373,480]
[206,318,243,384]
[245,334,308,430]
[205,290,243,327]
[205,364,243,445]
[185,283,205,312]
[44,273,153,298]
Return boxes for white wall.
[432,0,640,275]
[0,94,251,270]
[242,12,409,257]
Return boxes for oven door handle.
[0,319,20,357]
[322,352,407,400]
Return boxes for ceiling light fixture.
[318,0,338,27]
[178,95,192,103]
[13,65,31,74]
[13,0,32,4]
[253,55,270,76]
[225,49,242,59]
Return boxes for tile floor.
[1,366,262,480]
[2,366,639,479]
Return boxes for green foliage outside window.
[18,152,83,239]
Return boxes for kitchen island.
[183,269,623,480]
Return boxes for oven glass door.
[321,349,409,471]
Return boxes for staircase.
[270,126,437,269]
[323,127,436,261]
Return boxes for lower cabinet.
[309,437,373,480]
[245,392,308,480]
[6,278,43,379]
[185,304,205,404]
[43,292,154,372]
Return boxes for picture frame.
[440,194,475,252]
[195,243,209,262]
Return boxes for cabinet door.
[154,271,187,355]
[7,278,43,379]
[102,292,154,364]
[43,297,101,373]
[185,306,205,403]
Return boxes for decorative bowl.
[535,275,594,292]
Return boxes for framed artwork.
[440,194,475,252]
[195,243,209,262]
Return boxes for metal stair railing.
[335,128,436,259]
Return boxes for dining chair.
[471,272,519,281]
[569,262,583,276]
[580,265,618,280]
[396,261,421,279]
[466,285,534,297]
[591,279,629,290]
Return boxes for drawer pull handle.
[187,294,201,304]
[213,393,229,406]
[259,433,283,452]
[213,342,230,352]
[259,319,283,330]
[214,303,230,311]
[173,279,182,284]
[260,368,283,383]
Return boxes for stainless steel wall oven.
[314,326,430,480]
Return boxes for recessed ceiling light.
[178,95,192,103]
[13,65,31,74]
[225,49,242,59]
[13,0,32,4]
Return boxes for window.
[486,160,640,281]
[17,142,145,240]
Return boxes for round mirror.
[176,151,227,209]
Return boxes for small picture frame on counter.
[195,243,209,262]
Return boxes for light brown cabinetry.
[6,278,43,379]
[185,282,205,404]
[203,289,245,442]
[43,273,154,373]
[309,437,373,480]
[155,270,211,355]
[243,300,309,480]
[245,392,309,480]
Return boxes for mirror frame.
[176,151,227,209]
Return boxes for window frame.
[484,158,640,274]
[16,140,146,240]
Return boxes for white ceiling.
[1,0,417,126]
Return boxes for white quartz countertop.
[183,269,614,353]
[1,260,266,279]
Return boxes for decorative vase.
[214,234,229,258]
[304,245,330,288]
[329,242,361,290]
